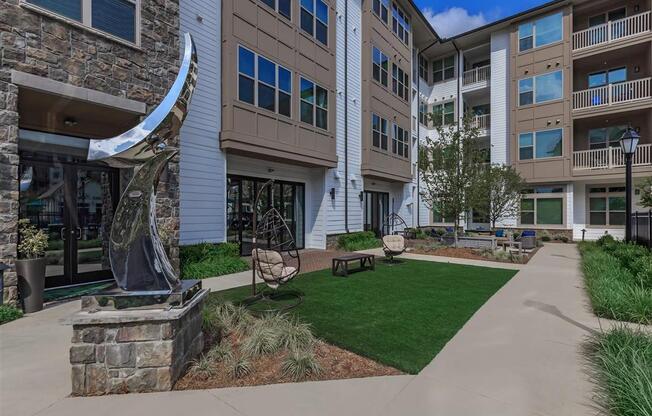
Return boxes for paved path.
[1,244,611,416]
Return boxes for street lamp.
[620,126,640,242]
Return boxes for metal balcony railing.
[462,65,490,87]
[572,78,651,110]
[572,11,651,50]
[573,143,652,170]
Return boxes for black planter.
[16,258,46,313]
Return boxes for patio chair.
[252,248,299,290]
[383,234,406,264]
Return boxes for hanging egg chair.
[244,180,302,313]
[382,213,408,264]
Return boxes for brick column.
[0,71,19,306]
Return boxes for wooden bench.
[332,253,375,277]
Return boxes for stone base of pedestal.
[68,289,208,395]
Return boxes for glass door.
[19,158,118,288]
[364,191,389,237]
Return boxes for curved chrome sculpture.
[86,33,198,292]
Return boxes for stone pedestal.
[68,289,208,395]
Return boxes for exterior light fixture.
[620,126,640,242]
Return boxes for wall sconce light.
[330,188,336,200]
[359,191,364,201]
[634,66,640,73]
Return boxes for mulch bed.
[407,240,539,264]
[174,336,402,390]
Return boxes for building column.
[0,73,19,306]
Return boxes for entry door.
[364,191,389,237]
[19,160,118,288]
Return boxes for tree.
[637,177,652,208]
[418,117,485,246]
[473,164,525,230]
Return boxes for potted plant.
[15,219,49,313]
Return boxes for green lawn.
[211,259,516,374]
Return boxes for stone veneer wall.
[0,0,181,306]
[70,290,206,395]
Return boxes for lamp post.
[620,127,640,242]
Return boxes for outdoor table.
[498,240,522,256]
[332,253,375,277]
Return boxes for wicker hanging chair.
[382,213,407,263]
[245,180,302,312]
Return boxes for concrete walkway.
[1,244,610,416]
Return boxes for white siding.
[179,0,226,244]
[328,0,363,235]
[490,30,510,165]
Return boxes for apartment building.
[414,0,652,240]
[2,0,650,304]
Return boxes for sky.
[414,0,552,38]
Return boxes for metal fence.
[632,211,652,249]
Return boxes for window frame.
[418,100,428,126]
[519,187,566,227]
[588,125,627,150]
[518,128,563,161]
[392,63,409,101]
[518,11,563,53]
[260,0,292,20]
[299,76,329,131]
[587,186,626,227]
[237,45,293,119]
[391,2,410,45]
[418,55,428,82]
[372,113,389,151]
[372,46,389,88]
[300,0,329,46]
[587,66,627,88]
[392,123,409,158]
[431,101,455,127]
[518,70,563,107]
[372,0,389,25]
[23,0,141,46]
[432,55,455,84]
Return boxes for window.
[519,129,563,160]
[588,67,627,88]
[431,102,455,127]
[518,12,563,52]
[520,187,564,226]
[518,70,563,106]
[419,101,428,125]
[393,124,409,157]
[372,113,388,150]
[300,77,328,130]
[372,0,389,24]
[260,0,291,19]
[418,55,428,81]
[27,0,138,43]
[391,3,410,45]
[238,46,292,117]
[372,47,389,87]
[589,187,626,226]
[392,63,409,101]
[432,202,450,223]
[432,56,455,83]
[301,0,328,46]
[588,125,627,149]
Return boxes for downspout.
[344,0,349,233]
[416,40,438,229]
[451,39,462,244]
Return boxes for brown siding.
[220,0,337,168]
[509,6,574,183]
[361,0,413,182]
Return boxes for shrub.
[0,305,23,325]
[18,219,48,259]
[226,355,252,379]
[207,342,233,362]
[596,234,617,250]
[282,349,321,381]
[276,317,316,351]
[241,324,282,356]
[540,231,551,242]
[581,246,652,324]
[552,234,569,243]
[337,231,381,251]
[181,255,249,279]
[586,327,652,416]
[187,355,216,380]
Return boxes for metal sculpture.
[85,33,198,293]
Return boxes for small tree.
[418,117,485,246]
[473,164,525,230]
[637,177,652,208]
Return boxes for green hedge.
[579,238,652,324]
[0,305,23,325]
[180,242,249,280]
[337,231,381,252]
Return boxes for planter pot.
[16,258,46,313]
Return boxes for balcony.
[470,114,490,135]
[572,78,651,112]
[462,65,490,89]
[573,143,652,170]
[572,11,651,52]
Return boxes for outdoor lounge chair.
[383,234,406,263]
[252,248,298,290]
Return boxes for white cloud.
[423,7,488,38]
